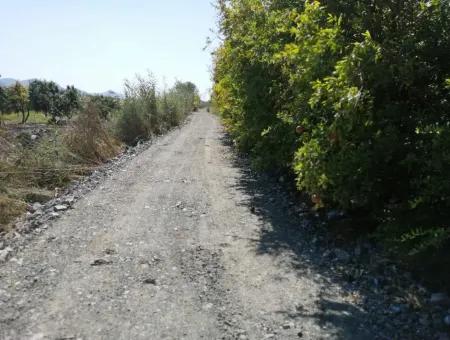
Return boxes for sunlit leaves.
[212,0,450,260]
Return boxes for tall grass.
[0,104,123,229]
[115,73,200,145]
[65,103,122,164]
[0,72,200,230]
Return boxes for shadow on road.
[218,134,388,340]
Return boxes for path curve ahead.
[1,111,372,339]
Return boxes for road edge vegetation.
[0,72,200,231]
[211,0,450,286]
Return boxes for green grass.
[0,111,49,124]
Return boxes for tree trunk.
[21,109,30,124]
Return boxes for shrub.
[64,103,122,164]
[29,80,60,116]
[0,195,26,229]
[213,0,450,268]
[115,73,200,145]
[6,82,30,124]
[87,95,120,120]
[14,133,74,188]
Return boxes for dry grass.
[64,103,122,164]
[0,135,14,156]
[0,195,26,230]
[0,104,124,230]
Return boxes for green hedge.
[213,0,450,269]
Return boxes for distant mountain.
[19,79,38,87]
[99,90,122,98]
[0,78,37,87]
[0,78,122,97]
[0,78,19,87]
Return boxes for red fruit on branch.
[311,194,322,205]
[296,126,306,134]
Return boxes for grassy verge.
[0,74,200,232]
[1,111,48,124]
[0,105,122,232]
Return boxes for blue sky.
[0,0,217,99]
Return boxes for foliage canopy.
[212,0,450,273]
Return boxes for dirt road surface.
[0,111,392,339]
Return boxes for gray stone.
[54,204,68,212]
[50,212,60,218]
[31,202,44,213]
[143,277,157,285]
[282,322,294,329]
[0,247,13,262]
[202,303,213,310]
[64,196,75,205]
[33,210,44,217]
[32,202,43,212]
[90,259,112,266]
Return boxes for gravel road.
[0,111,440,339]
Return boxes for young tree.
[172,81,200,114]
[0,86,7,125]
[0,86,7,113]
[7,82,30,124]
[50,86,80,122]
[61,86,81,116]
[87,95,120,120]
[29,80,60,115]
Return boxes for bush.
[14,132,74,188]
[115,74,200,145]
[213,0,450,269]
[115,98,152,145]
[64,103,122,164]
[87,95,120,120]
